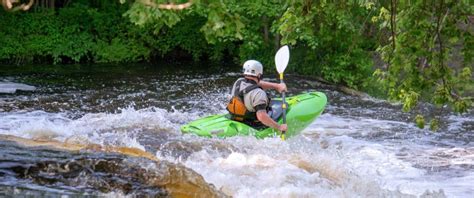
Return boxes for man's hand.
[276,83,287,93]
[257,110,287,131]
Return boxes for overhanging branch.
[140,0,192,10]
[2,0,34,11]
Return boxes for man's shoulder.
[235,77,245,82]
[248,87,267,97]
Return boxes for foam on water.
[177,137,348,197]
[171,135,435,197]
[1,105,468,197]
[1,99,472,197]
[150,109,472,197]
[304,113,471,197]
[0,106,199,150]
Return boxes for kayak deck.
[181,92,327,139]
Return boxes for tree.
[123,0,376,88]
[373,0,473,128]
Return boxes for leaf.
[448,36,459,44]
[429,118,439,131]
[459,67,472,80]
[415,114,425,129]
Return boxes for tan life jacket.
[226,79,260,121]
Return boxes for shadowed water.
[0,63,472,197]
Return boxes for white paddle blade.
[275,45,290,74]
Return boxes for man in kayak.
[227,60,288,132]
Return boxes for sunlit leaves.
[123,0,380,89]
[429,118,439,131]
[399,89,419,112]
[459,67,472,80]
[375,0,473,116]
[274,1,376,88]
[415,114,425,129]
[125,0,248,43]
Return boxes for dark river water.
[0,63,472,197]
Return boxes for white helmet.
[243,60,263,77]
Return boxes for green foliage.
[1,0,472,121]
[0,2,140,64]
[0,0,226,64]
[429,118,439,131]
[123,0,378,88]
[274,1,377,88]
[415,115,440,131]
[375,0,473,114]
[399,89,420,112]
[2,0,378,89]
[415,114,425,129]
[123,0,282,71]
[132,0,469,124]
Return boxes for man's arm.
[258,80,287,93]
[256,110,287,132]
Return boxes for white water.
[174,113,469,197]
[0,107,200,150]
[0,103,472,197]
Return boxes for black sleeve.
[254,104,267,111]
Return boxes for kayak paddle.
[275,45,290,140]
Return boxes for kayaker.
[227,60,288,132]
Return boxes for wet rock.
[0,135,227,197]
[0,82,36,94]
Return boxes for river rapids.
[0,64,472,197]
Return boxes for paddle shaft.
[280,73,286,140]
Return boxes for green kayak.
[181,91,327,139]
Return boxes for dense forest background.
[0,0,472,128]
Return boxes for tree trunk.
[390,0,397,51]
[262,16,269,45]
